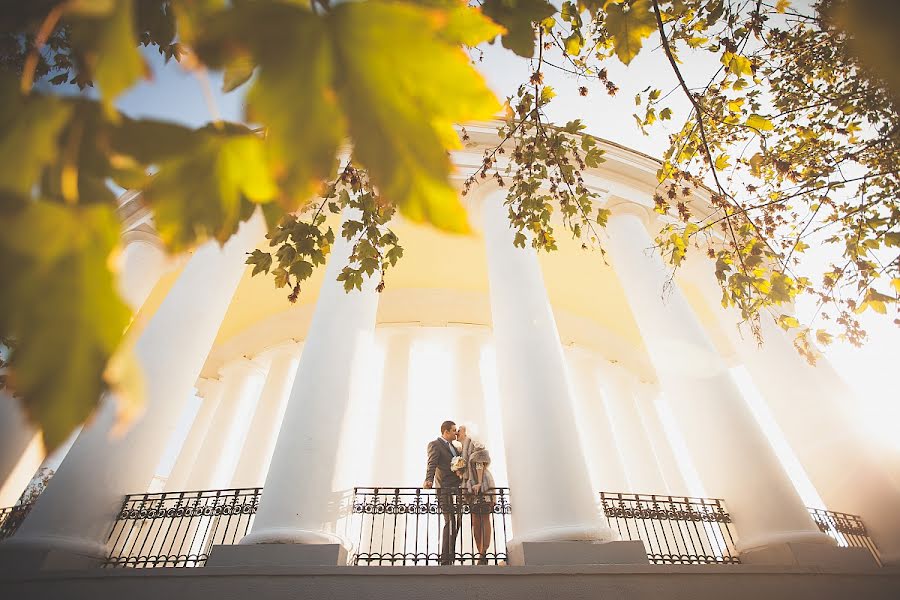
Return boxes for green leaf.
[196,2,343,210]
[0,79,73,196]
[144,127,276,251]
[330,1,500,233]
[0,200,132,451]
[247,249,273,276]
[481,0,556,58]
[222,56,255,93]
[69,0,145,112]
[745,113,774,131]
[777,314,800,330]
[605,0,657,65]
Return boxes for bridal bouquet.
[450,456,466,473]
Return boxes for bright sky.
[113,19,898,450]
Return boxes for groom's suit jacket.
[425,437,462,489]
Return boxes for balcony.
[3,486,882,568]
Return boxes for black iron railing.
[600,492,740,564]
[350,487,511,565]
[0,503,32,541]
[809,507,882,565]
[104,487,260,568]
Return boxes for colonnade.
[1,190,898,568]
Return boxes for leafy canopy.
[0,0,897,450]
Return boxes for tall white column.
[231,342,301,489]
[3,213,265,560]
[164,379,224,492]
[603,201,831,558]
[243,212,379,546]
[564,349,629,494]
[188,357,268,490]
[454,333,489,440]
[1,232,168,505]
[691,265,900,565]
[481,193,615,549]
[372,332,410,484]
[595,361,668,494]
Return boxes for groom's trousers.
[436,487,461,565]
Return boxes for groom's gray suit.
[425,438,462,565]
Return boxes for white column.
[231,342,301,489]
[3,213,265,559]
[454,333,489,440]
[1,232,168,504]
[481,193,615,547]
[631,383,690,496]
[564,349,629,494]
[692,266,900,565]
[595,361,668,494]
[372,332,410,484]
[117,232,169,311]
[187,357,268,490]
[0,393,40,507]
[243,212,379,545]
[603,201,831,556]
[164,379,224,492]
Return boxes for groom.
[423,420,462,565]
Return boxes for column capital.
[219,356,268,380]
[256,340,302,364]
[121,229,165,250]
[605,197,653,224]
[195,377,223,401]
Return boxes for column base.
[508,540,649,566]
[206,543,347,567]
[240,528,345,546]
[0,536,107,572]
[740,541,879,569]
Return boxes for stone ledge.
[2,565,899,600]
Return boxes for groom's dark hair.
[440,420,456,434]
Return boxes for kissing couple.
[423,420,496,565]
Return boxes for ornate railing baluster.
[808,507,881,566]
[103,487,261,568]
[600,491,741,564]
[349,487,511,566]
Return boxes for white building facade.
[1,123,898,597]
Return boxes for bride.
[455,425,496,565]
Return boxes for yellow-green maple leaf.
[0,201,132,451]
[605,0,657,65]
[330,1,501,232]
[0,77,73,197]
[69,0,145,114]
[145,127,276,250]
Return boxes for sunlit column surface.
[454,332,490,443]
[188,357,268,490]
[595,360,668,494]
[0,392,40,507]
[372,331,411,484]
[231,342,301,489]
[165,379,223,492]
[244,211,379,546]
[564,348,629,494]
[691,265,900,565]
[603,200,831,556]
[3,212,265,559]
[482,191,615,547]
[631,383,690,496]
